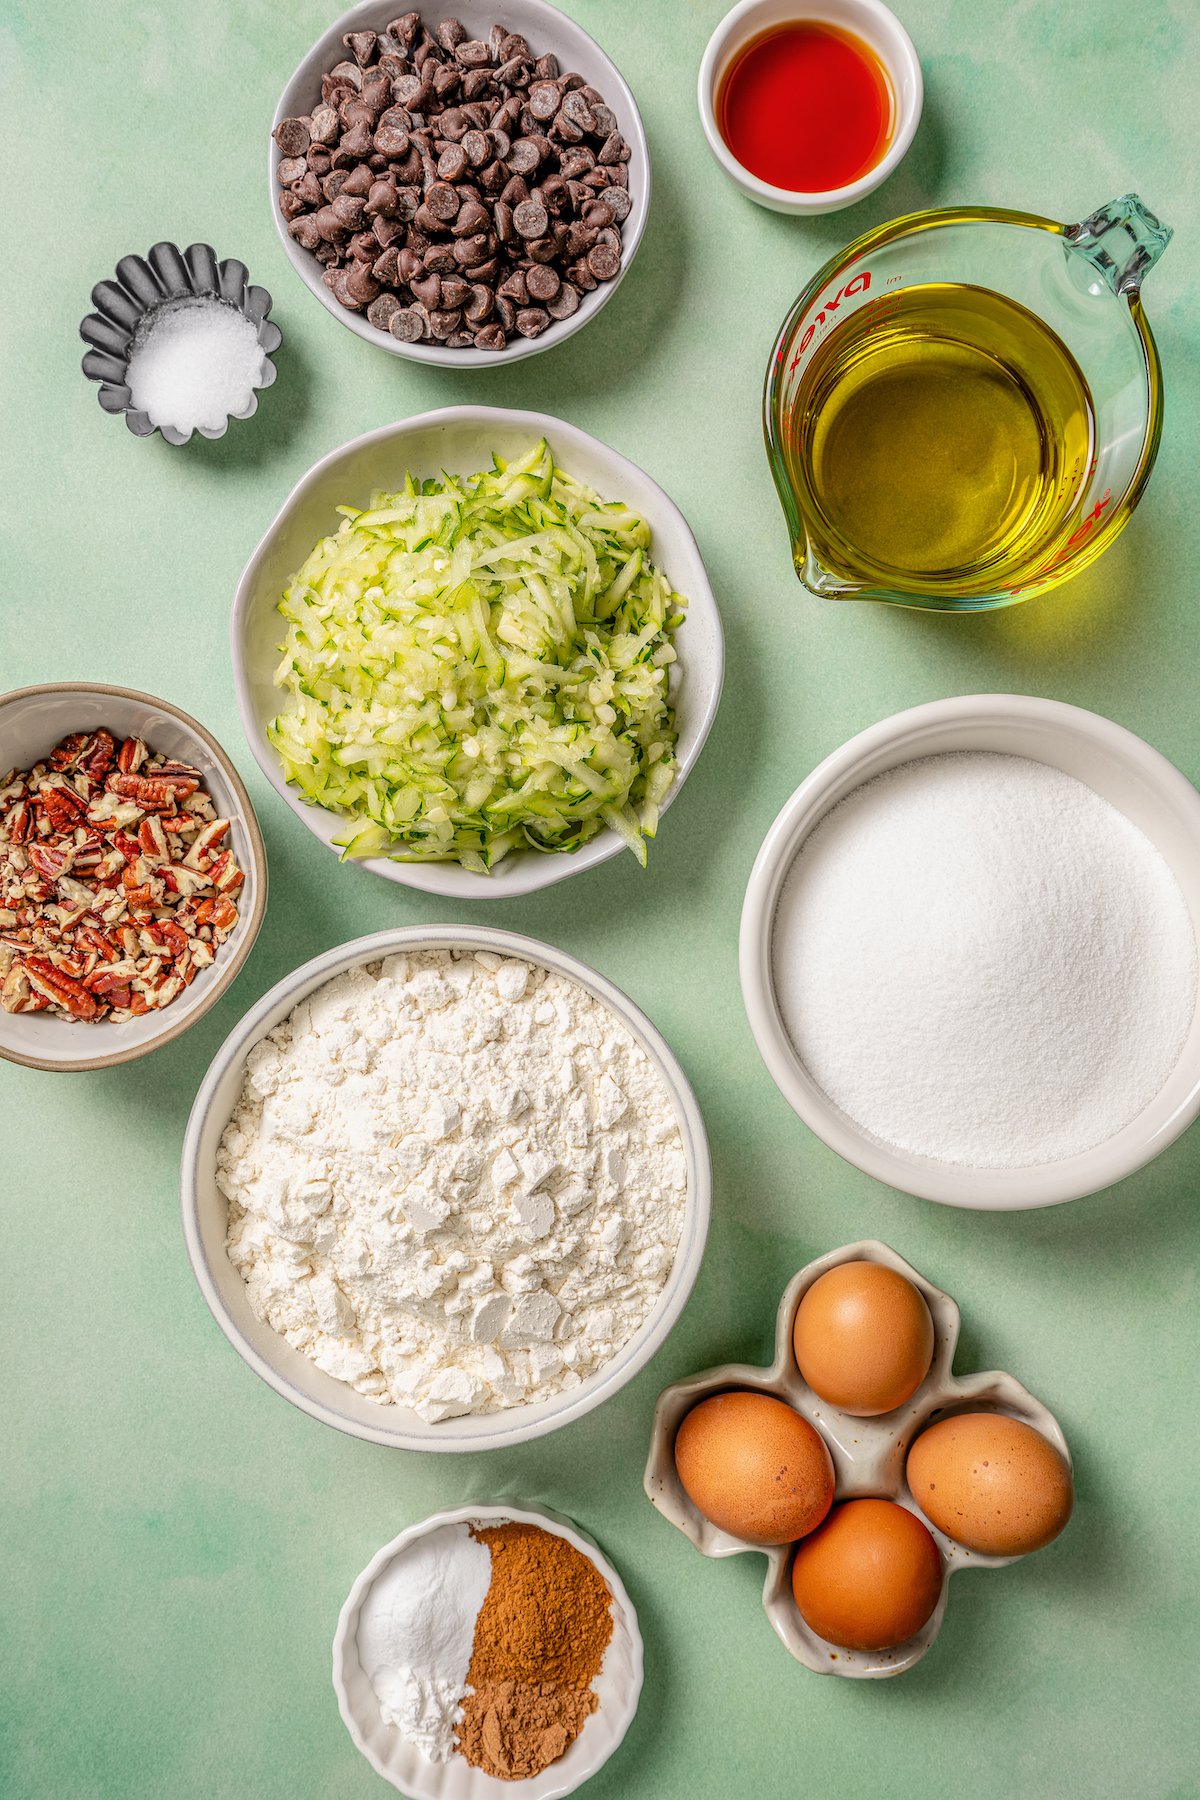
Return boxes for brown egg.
[791,1498,943,1652]
[674,1391,835,1546]
[793,1260,934,1416]
[906,1412,1073,1556]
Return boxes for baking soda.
[356,1522,492,1762]
[772,752,1197,1168]
[126,297,266,435]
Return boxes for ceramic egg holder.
[644,1240,1071,1679]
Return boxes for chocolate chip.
[465,283,494,323]
[515,307,550,337]
[437,143,468,180]
[474,323,507,351]
[289,215,323,251]
[559,147,595,179]
[528,80,561,121]
[597,130,626,165]
[428,306,463,338]
[390,304,427,341]
[455,39,491,67]
[372,246,401,283]
[602,185,631,222]
[462,128,491,167]
[343,29,377,66]
[546,281,580,320]
[586,242,620,281]
[452,197,491,236]
[551,109,584,144]
[375,108,412,155]
[410,272,442,308]
[277,155,307,185]
[533,54,559,79]
[561,90,596,133]
[425,180,461,220]
[453,232,491,266]
[274,116,311,156]
[361,70,393,112]
[513,197,548,238]
[506,137,542,176]
[525,263,560,302]
[436,18,466,50]
[340,120,374,158]
[345,262,381,304]
[367,177,400,216]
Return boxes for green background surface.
[2,1,1197,1795]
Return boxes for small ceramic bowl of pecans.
[269,1,649,364]
[0,684,266,1073]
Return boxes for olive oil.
[788,284,1095,595]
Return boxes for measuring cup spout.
[1064,194,1172,296]
[797,543,861,597]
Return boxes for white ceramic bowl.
[232,405,723,898]
[644,1240,1072,1678]
[698,0,923,215]
[0,683,266,1073]
[181,923,712,1449]
[270,0,649,366]
[740,695,1200,1208]
[333,1503,643,1798]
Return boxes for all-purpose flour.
[772,752,1198,1168]
[220,950,686,1420]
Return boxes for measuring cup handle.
[1064,194,1173,296]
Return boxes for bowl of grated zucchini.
[232,406,723,896]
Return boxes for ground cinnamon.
[455,1522,614,1781]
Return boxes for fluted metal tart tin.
[79,241,281,444]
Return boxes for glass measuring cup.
[764,195,1171,610]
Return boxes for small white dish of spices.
[740,694,1200,1207]
[332,1503,643,1798]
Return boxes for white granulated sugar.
[126,298,266,435]
[773,752,1197,1168]
[356,1521,491,1762]
[220,950,687,1421]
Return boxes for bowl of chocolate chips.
[270,2,649,363]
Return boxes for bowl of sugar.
[80,241,281,444]
[740,695,1200,1208]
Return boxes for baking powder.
[355,1522,491,1762]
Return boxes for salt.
[772,752,1197,1168]
[125,298,266,436]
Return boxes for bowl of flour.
[740,695,1200,1208]
[181,925,710,1448]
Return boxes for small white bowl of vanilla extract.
[698,0,923,214]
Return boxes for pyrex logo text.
[789,272,872,370]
